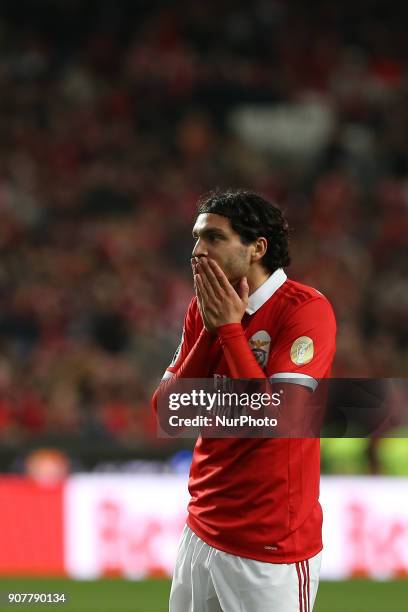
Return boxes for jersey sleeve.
[162,297,198,380]
[266,297,336,390]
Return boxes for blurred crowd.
[0,0,407,465]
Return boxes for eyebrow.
[192,227,227,238]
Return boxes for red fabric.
[151,304,217,414]
[165,296,219,378]
[153,277,336,562]
[217,322,266,378]
[0,478,65,574]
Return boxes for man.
[152,189,336,612]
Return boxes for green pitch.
[0,578,407,611]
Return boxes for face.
[191,213,252,283]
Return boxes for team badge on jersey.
[249,331,271,368]
[290,336,314,365]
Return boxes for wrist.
[217,322,244,338]
[201,326,217,338]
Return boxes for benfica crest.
[248,331,271,368]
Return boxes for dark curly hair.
[197,189,290,273]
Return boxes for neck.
[247,266,270,295]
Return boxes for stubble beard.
[222,249,250,286]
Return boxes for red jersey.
[163,268,336,563]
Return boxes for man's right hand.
[192,257,216,333]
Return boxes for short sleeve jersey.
[165,269,336,563]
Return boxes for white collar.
[246,268,287,315]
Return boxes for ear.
[251,237,267,263]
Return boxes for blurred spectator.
[0,1,406,470]
[25,448,70,485]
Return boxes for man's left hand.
[194,257,249,329]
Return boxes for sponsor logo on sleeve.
[290,336,314,365]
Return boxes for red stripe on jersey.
[296,562,303,612]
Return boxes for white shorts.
[169,525,322,612]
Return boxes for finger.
[194,273,207,312]
[198,270,219,304]
[196,261,219,303]
[191,257,199,277]
[196,273,210,305]
[207,259,235,294]
[237,276,249,303]
[195,275,216,330]
[200,258,224,298]
[193,271,200,298]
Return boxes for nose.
[192,238,208,258]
